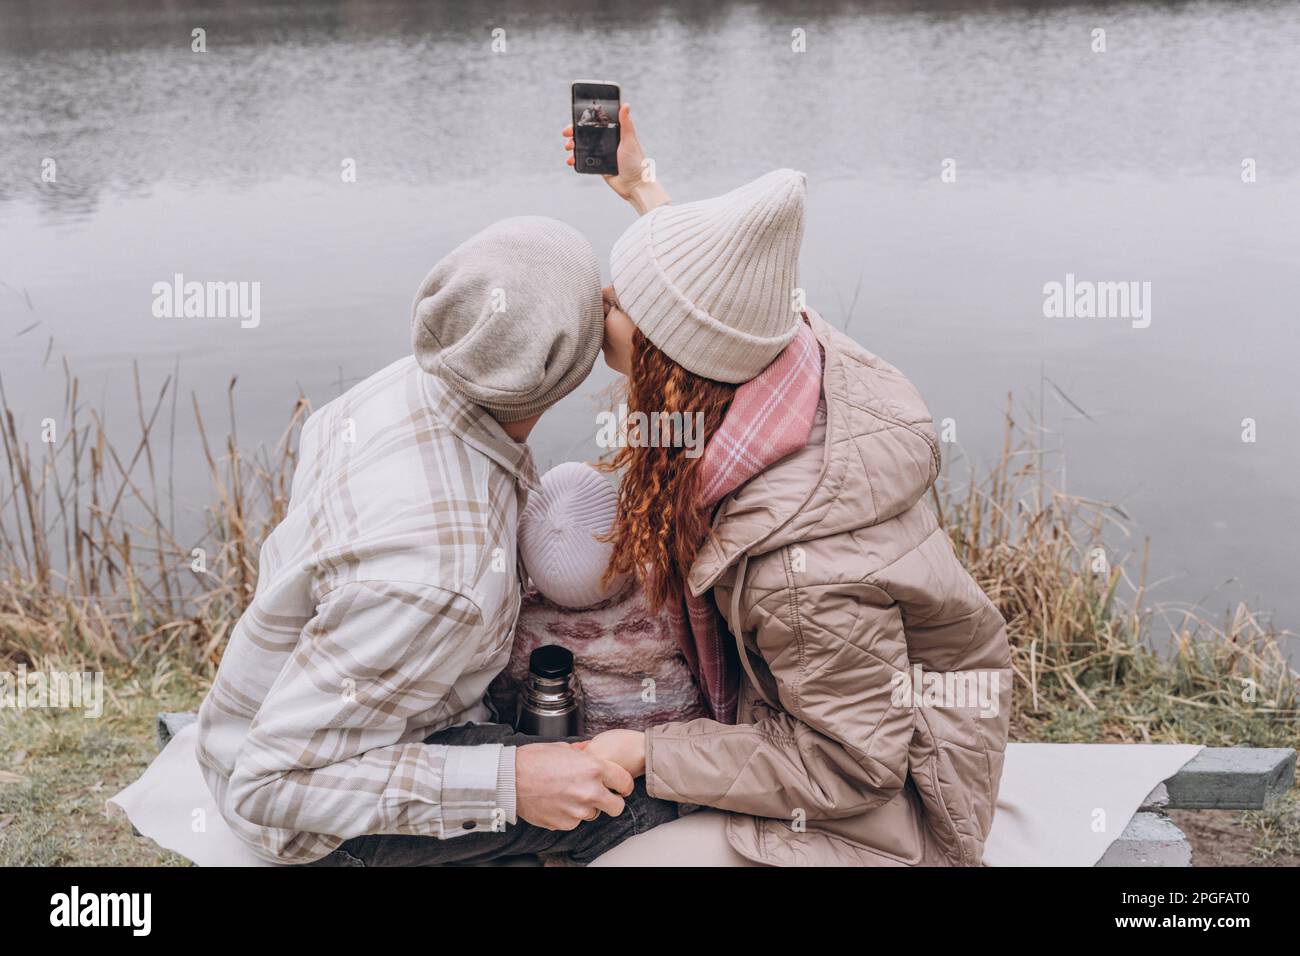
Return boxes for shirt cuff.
[496,745,518,827]
[439,743,512,836]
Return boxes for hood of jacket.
[688,308,941,596]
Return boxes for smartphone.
[571,80,620,175]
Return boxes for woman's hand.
[562,103,671,215]
[576,729,647,778]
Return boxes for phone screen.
[572,82,620,175]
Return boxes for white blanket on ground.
[981,742,1202,866]
[108,726,1202,867]
[108,723,272,867]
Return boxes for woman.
[562,108,1012,866]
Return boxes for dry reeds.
[0,362,307,673]
[938,394,1298,734]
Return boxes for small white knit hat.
[610,168,807,384]
[518,462,630,610]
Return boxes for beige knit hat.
[518,462,630,610]
[610,169,807,384]
[412,217,604,421]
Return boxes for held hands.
[515,741,634,831]
[562,103,670,215]
[575,729,647,778]
[514,731,648,831]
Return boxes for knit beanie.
[412,217,604,421]
[518,462,630,610]
[609,169,807,384]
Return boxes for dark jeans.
[307,722,678,867]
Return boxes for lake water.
[1,0,1298,648]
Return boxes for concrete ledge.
[1096,812,1192,867]
[1150,747,1296,810]
[1138,782,1170,811]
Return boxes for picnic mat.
[108,722,273,867]
[982,742,1202,866]
[108,726,1202,867]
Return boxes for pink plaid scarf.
[684,320,823,723]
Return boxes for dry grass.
[0,665,202,866]
[937,394,1297,748]
[0,362,308,676]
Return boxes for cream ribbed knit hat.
[518,462,630,610]
[412,217,604,421]
[610,169,807,384]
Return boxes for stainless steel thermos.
[517,645,582,739]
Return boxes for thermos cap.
[529,644,574,680]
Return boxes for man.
[196,217,676,866]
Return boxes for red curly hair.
[600,329,736,613]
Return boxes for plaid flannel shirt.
[196,357,537,864]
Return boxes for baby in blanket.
[490,461,707,734]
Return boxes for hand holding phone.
[570,81,621,175]
[562,91,670,214]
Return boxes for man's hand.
[562,102,670,215]
[578,729,647,778]
[515,742,634,830]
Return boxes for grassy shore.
[1,373,1296,865]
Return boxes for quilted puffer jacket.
[643,310,1013,866]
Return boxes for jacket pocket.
[912,742,994,866]
[803,783,928,864]
[910,753,961,862]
